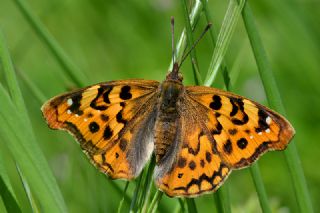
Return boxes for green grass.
[0,31,66,212]
[0,0,318,212]
[240,2,313,212]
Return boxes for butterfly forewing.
[42,80,159,179]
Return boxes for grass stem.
[0,30,67,212]
[241,2,313,212]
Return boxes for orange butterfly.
[41,20,294,197]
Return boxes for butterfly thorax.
[154,78,184,163]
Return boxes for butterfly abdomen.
[154,81,183,163]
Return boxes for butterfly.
[41,60,295,197]
[41,17,294,197]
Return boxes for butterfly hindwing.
[42,80,159,179]
[186,85,295,169]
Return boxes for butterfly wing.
[186,85,295,168]
[154,85,294,197]
[42,80,160,179]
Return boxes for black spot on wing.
[120,86,132,100]
[103,126,113,140]
[232,114,249,125]
[90,86,111,110]
[229,98,239,116]
[87,113,94,118]
[103,86,113,104]
[178,157,187,168]
[228,129,237,135]
[69,93,83,115]
[257,109,269,131]
[223,139,232,154]
[211,121,223,135]
[205,152,212,163]
[209,95,222,110]
[189,161,196,170]
[100,114,109,121]
[89,122,100,133]
[119,139,128,151]
[229,98,249,125]
[116,111,127,124]
[237,138,248,149]
[200,159,205,168]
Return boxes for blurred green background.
[0,0,319,212]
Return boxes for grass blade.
[204,0,246,87]
[186,198,198,213]
[214,186,231,213]
[130,174,143,212]
[117,181,130,213]
[180,0,202,85]
[203,0,276,211]
[18,69,47,103]
[0,31,67,212]
[147,190,163,213]
[0,155,21,213]
[141,158,156,213]
[178,198,186,213]
[249,163,271,213]
[0,176,21,213]
[200,0,232,91]
[0,85,66,212]
[16,165,39,213]
[240,2,314,213]
[12,0,86,87]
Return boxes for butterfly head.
[165,62,183,83]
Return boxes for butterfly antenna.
[179,23,212,67]
[171,16,176,66]
[170,16,180,78]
